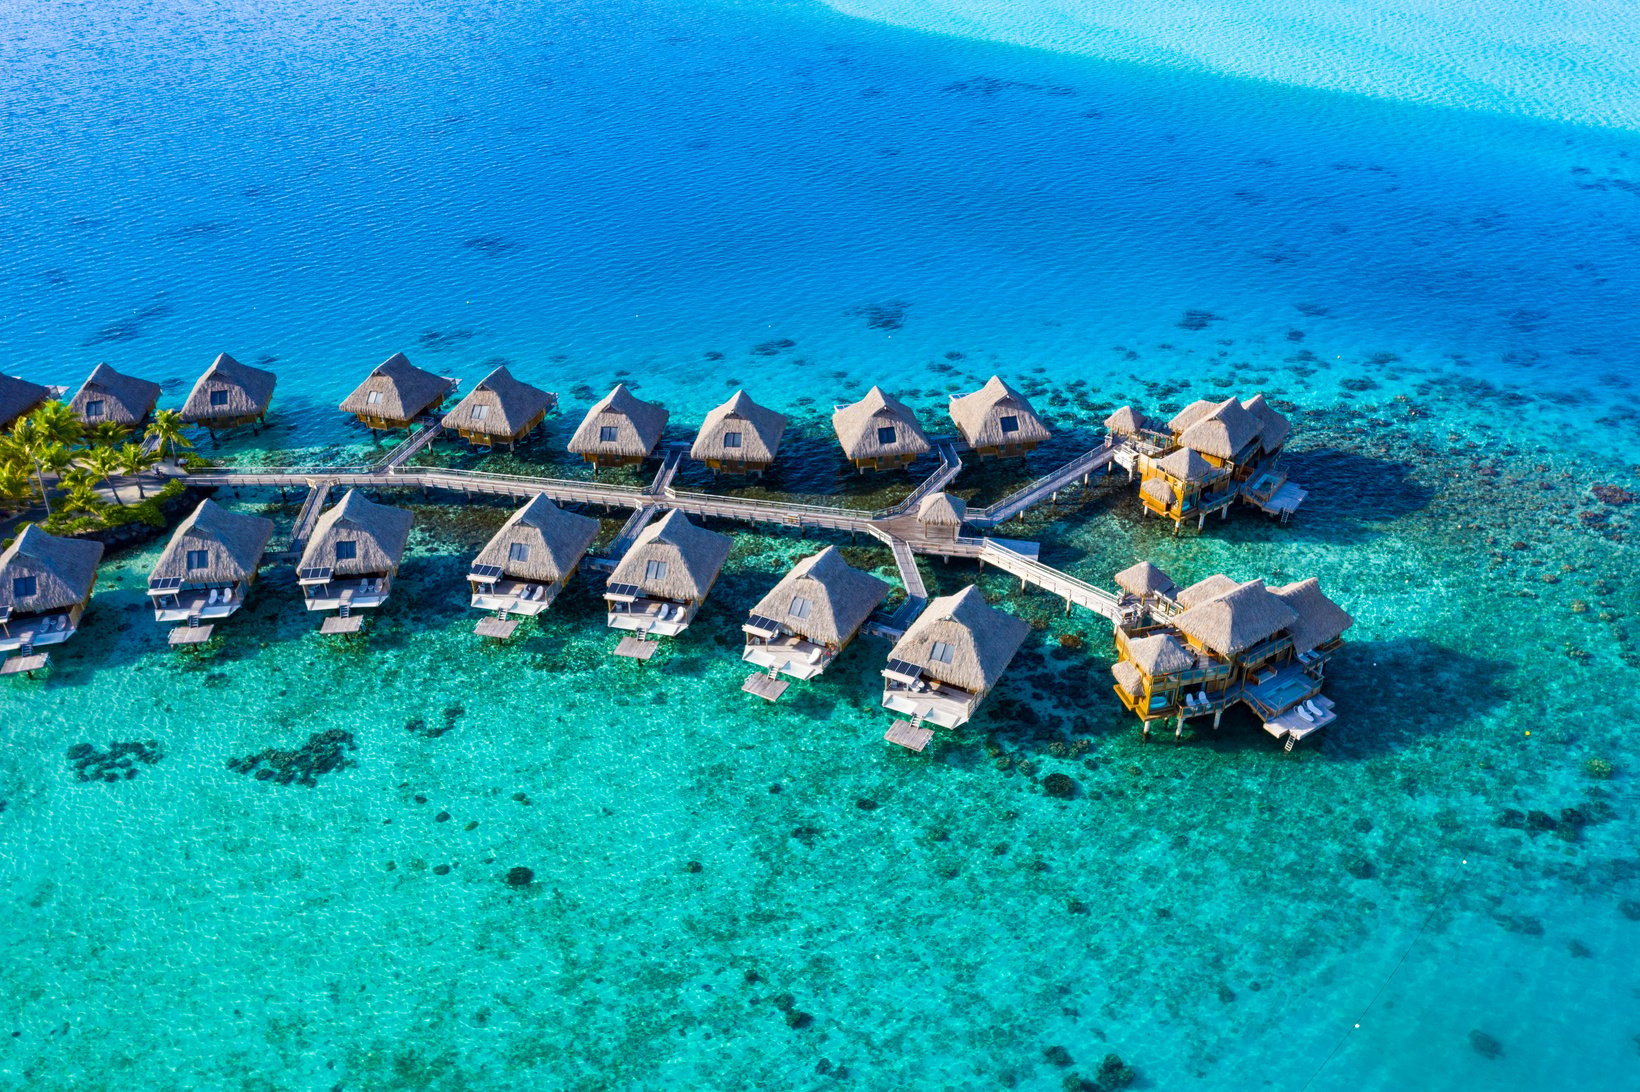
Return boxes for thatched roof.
[750,546,890,646]
[1273,578,1354,655]
[180,353,277,423]
[1103,405,1147,434]
[916,492,967,527]
[1175,574,1239,608]
[69,363,161,426]
[338,352,453,420]
[1242,394,1291,452]
[889,585,1029,693]
[690,390,786,463]
[1114,560,1175,597]
[1172,578,1299,658]
[1177,398,1262,460]
[0,525,103,612]
[0,374,50,429]
[441,366,553,439]
[299,489,414,576]
[608,510,731,602]
[1139,478,1176,507]
[568,384,668,459]
[832,387,930,461]
[1111,660,1144,697]
[1167,399,1220,434]
[1127,634,1195,676]
[948,376,1051,448]
[150,499,274,585]
[1156,448,1217,483]
[473,494,598,583]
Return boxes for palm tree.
[31,400,83,448]
[144,409,193,462]
[116,442,160,499]
[83,445,127,505]
[8,420,75,517]
[87,421,131,448]
[60,480,103,518]
[0,464,32,515]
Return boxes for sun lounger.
[1297,705,1315,723]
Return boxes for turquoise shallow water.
[3,1,1640,1088]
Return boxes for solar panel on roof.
[883,658,921,681]
[605,582,643,598]
[297,566,334,582]
[470,563,504,580]
[148,576,184,591]
[744,614,783,635]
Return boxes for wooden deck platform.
[1262,695,1337,748]
[475,617,520,639]
[320,615,365,634]
[613,635,659,660]
[169,624,215,646]
[742,672,790,701]
[0,653,50,676]
[885,719,934,752]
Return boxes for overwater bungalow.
[296,489,414,631]
[338,352,456,432]
[1108,564,1352,748]
[179,353,277,434]
[567,384,668,470]
[0,374,51,432]
[468,494,599,627]
[690,390,787,476]
[743,546,890,689]
[948,376,1051,458]
[881,585,1029,732]
[0,525,104,668]
[147,499,275,640]
[603,510,731,638]
[1113,560,1176,607]
[832,386,930,472]
[1109,394,1304,529]
[68,363,162,429]
[441,365,555,450]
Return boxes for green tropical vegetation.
[0,399,192,535]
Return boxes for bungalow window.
[723,431,742,449]
[929,640,954,664]
[472,404,489,420]
[84,399,105,418]
[599,425,619,443]
[998,414,1019,434]
[11,575,36,599]
[508,542,529,563]
[877,426,897,446]
[645,559,668,581]
[209,389,230,407]
[789,595,812,619]
[366,390,384,406]
[185,549,210,571]
[335,540,357,561]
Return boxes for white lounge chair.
[207,588,220,606]
[1296,705,1315,723]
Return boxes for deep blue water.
[2,1,1639,1089]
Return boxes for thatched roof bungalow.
[743,546,890,681]
[147,499,275,626]
[297,489,414,620]
[1114,560,1175,601]
[948,376,1050,457]
[179,353,277,431]
[690,390,786,475]
[0,374,51,432]
[832,386,930,472]
[568,384,668,469]
[0,525,104,654]
[1103,405,1148,436]
[604,510,731,637]
[915,491,968,542]
[69,363,161,428]
[881,585,1029,729]
[339,352,456,431]
[1108,570,1349,746]
[442,366,555,449]
[468,493,599,618]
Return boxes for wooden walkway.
[967,440,1118,527]
[378,417,444,470]
[187,439,1138,628]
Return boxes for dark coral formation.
[67,740,163,783]
[226,729,356,787]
